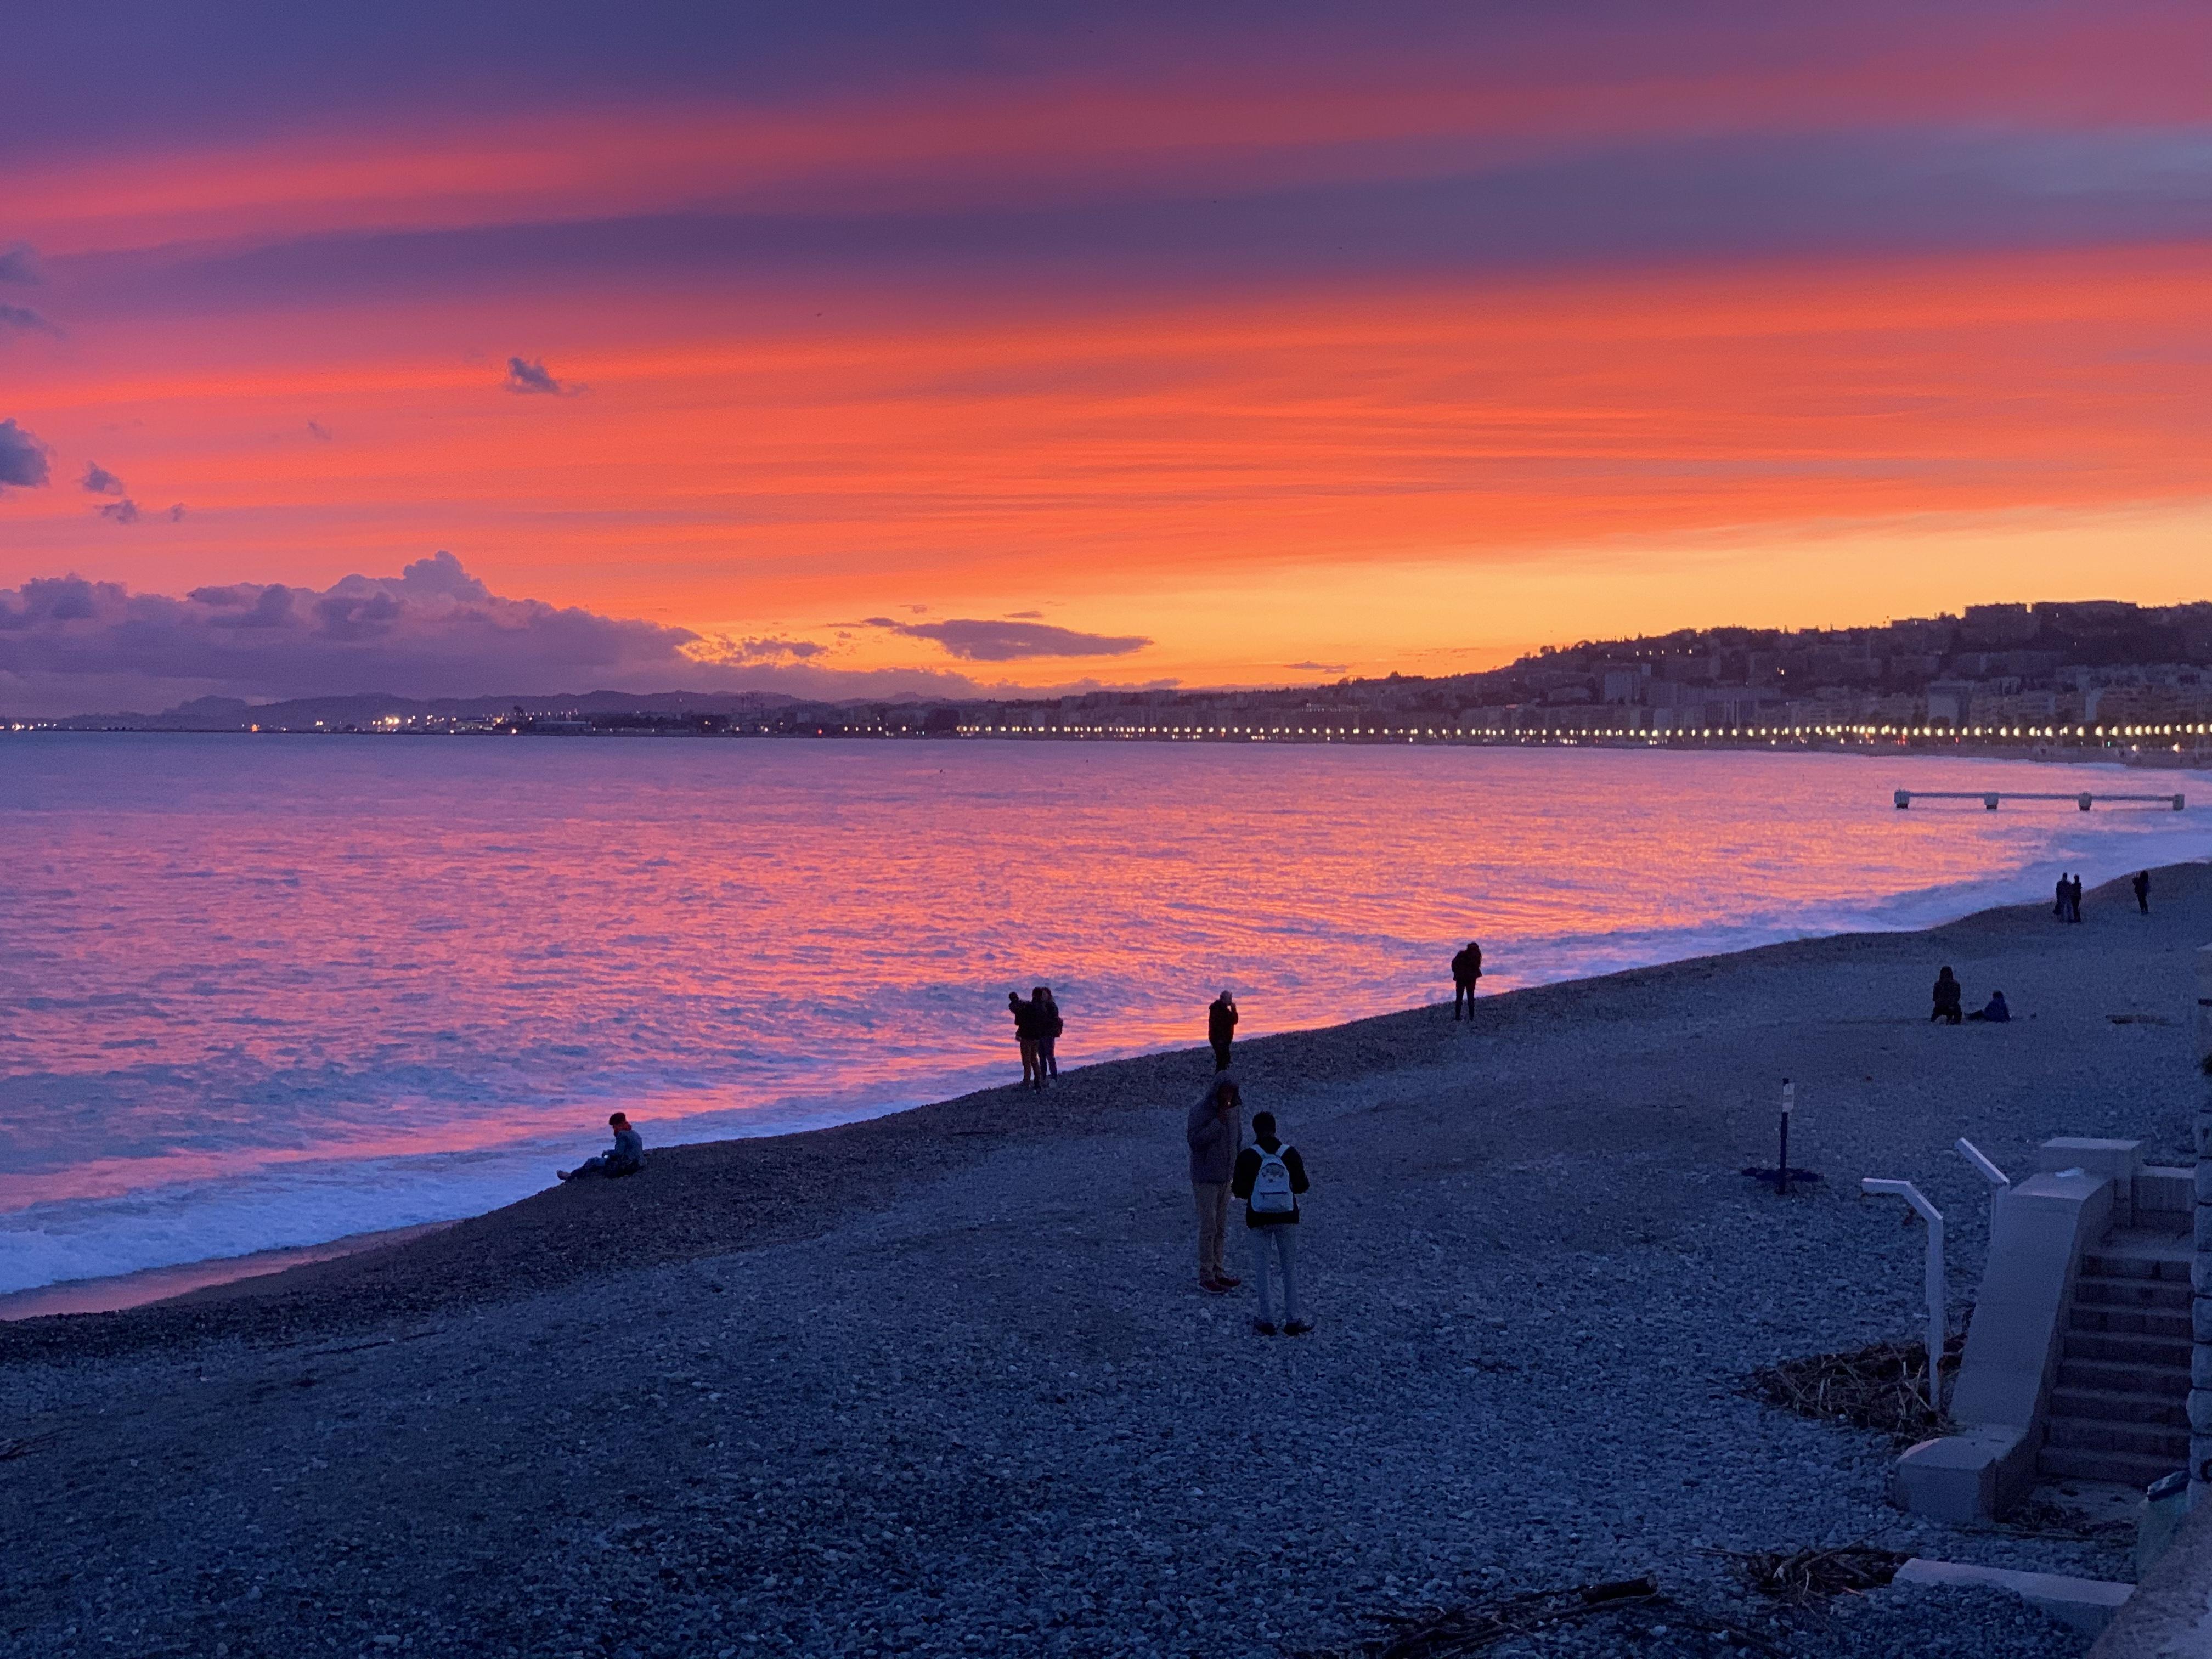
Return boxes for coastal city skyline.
[5,3,2211,714]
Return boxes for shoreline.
[5,862,2205,1656]
[9,826,2202,1322]
[10,726,2211,770]
[4,859,2202,1365]
[0,1220,457,1321]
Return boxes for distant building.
[1925,680,1975,728]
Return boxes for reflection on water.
[1,733,2203,1293]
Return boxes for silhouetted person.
[1233,1109,1311,1335]
[2067,874,2084,924]
[1208,991,1238,1072]
[1034,985,1062,1081]
[1185,1075,1243,1294]
[1931,967,1963,1025]
[1968,990,2011,1023]
[2134,871,2151,915]
[2054,873,2069,919]
[1451,940,1483,1020]
[559,1111,644,1181]
[1009,991,1041,1089]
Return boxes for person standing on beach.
[1930,967,1963,1025]
[1034,986,1062,1082]
[1186,1075,1243,1294]
[1009,991,1040,1089]
[1451,941,1483,1020]
[1233,1109,1310,1335]
[2134,871,2151,915]
[558,1112,644,1181]
[2054,873,2070,920]
[1208,990,1239,1071]
[2068,874,2085,924]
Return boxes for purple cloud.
[0,420,50,490]
[0,553,1176,716]
[0,302,59,338]
[0,553,696,700]
[0,244,41,286]
[82,461,125,495]
[504,356,582,396]
[97,498,142,524]
[863,616,1150,661]
[307,420,332,441]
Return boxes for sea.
[2,734,2204,1308]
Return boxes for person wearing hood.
[1968,990,2012,1023]
[1930,967,1963,1025]
[1185,1074,1243,1294]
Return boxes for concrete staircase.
[2039,1231,2192,1488]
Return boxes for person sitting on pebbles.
[559,1111,644,1181]
[1232,1110,1311,1336]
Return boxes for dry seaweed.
[1995,1497,2135,1544]
[1745,1331,1965,1440]
[1708,1544,1908,1605]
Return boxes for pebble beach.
[3,865,2207,1658]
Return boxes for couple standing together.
[1187,1074,1312,1335]
[1008,987,1063,1090]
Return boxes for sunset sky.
[3,2,2209,712]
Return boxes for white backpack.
[1250,1143,1296,1214]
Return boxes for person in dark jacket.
[1207,991,1238,1072]
[2067,874,2084,924]
[559,1112,644,1181]
[1968,990,2011,1023]
[1185,1075,1243,1293]
[1930,967,1963,1024]
[1009,991,1041,1089]
[2054,873,2070,919]
[1034,986,1063,1080]
[1451,941,1483,1020]
[2134,871,2151,916]
[1232,1110,1310,1335]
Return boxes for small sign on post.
[1741,1077,1821,1193]
[1779,1081,1795,1196]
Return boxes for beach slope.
[3,866,2205,1657]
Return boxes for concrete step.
[2035,1445,2186,1488]
[1891,1559,2134,1639]
[2072,1274,2191,1313]
[2068,1304,2192,1340]
[2080,1248,2191,1284]
[2058,1329,2193,1368]
[2041,1416,2190,1459]
[2057,1358,2191,1397]
[2049,1386,2191,1428]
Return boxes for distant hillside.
[31,597,2212,737]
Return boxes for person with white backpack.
[1231,1110,1310,1335]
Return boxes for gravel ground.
[4,865,2204,1658]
